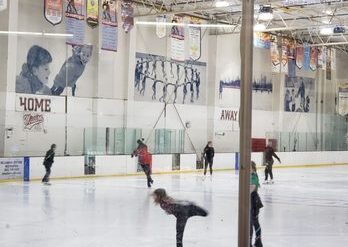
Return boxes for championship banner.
[121,0,134,33]
[23,112,46,132]
[338,84,348,116]
[326,48,332,80]
[0,158,24,180]
[288,41,296,78]
[156,15,167,39]
[254,32,271,49]
[0,0,7,12]
[189,17,201,61]
[101,0,118,51]
[296,46,304,69]
[65,0,85,45]
[310,47,317,71]
[271,37,280,72]
[281,38,288,73]
[86,0,99,28]
[331,49,336,70]
[303,44,310,71]
[318,47,326,70]
[170,16,185,61]
[44,0,63,25]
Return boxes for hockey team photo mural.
[134,52,207,105]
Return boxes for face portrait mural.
[51,44,93,96]
[16,45,53,95]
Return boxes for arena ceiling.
[133,0,348,47]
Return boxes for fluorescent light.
[320,27,333,35]
[258,12,273,21]
[321,16,331,24]
[136,21,233,28]
[254,23,266,32]
[215,0,229,8]
[0,31,73,37]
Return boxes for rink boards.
[1,151,348,181]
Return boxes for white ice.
[1,166,348,247]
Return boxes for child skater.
[203,141,215,177]
[263,143,281,184]
[132,139,154,188]
[250,161,263,247]
[152,188,208,247]
[42,144,56,185]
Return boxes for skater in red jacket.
[132,139,153,188]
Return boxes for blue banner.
[303,44,311,71]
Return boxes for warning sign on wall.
[0,158,24,179]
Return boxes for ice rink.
[1,165,348,247]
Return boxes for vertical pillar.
[238,0,254,246]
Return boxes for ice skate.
[43,182,51,186]
[254,238,263,247]
[270,179,274,184]
[263,180,269,185]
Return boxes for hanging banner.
[271,37,280,73]
[326,48,332,80]
[0,158,24,180]
[310,47,317,71]
[65,0,85,45]
[318,47,326,70]
[288,41,296,78]
[86,0,99,28]
[171,16,185,61]
[281,38,288,73]
[338,84,348,116]
[156,15,167,39]
[44,0,63,25]
[189,17,201,61]
[0,0,7,12]
[296,46,304,69]
[254,32,271,49]
[121,0,134,33]
[101,0,118,51]
[303,44,310,71]
[331,49,336,70]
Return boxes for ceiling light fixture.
[136,21,233,28]
[254,23,266,32]
[215,0,229,8]
[320,27,333,36]
[258,5,273,21]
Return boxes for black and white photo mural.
[284,75,315,113]
[134,52,207,105]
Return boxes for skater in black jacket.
[153,188,208,247]
[203,141,215,176]
[263,143,281,184]
[42,144,56,184]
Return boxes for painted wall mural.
[134,52,207,105]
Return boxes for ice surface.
[0,166,348,247]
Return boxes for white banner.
[0,0,7,11]
[0,158,24,179]
[170,16,185,61]
[16,94,65,113]
[215,107,240,132]
[156,15,166,38]
[338,85,348,116]
[331,49,336,70]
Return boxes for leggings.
[140,164,153,187]
[42,165,52,183]
[264,165,273,180]
[250,212,262,246]
[204,159,213,175]
[175,204,208,247]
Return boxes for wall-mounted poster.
[254,32,271,49]
[134,52,206,105]
[101,0,118,51]
[284,75,315,113]
[121,0,134,33]
[296,46,304,69]
[65,0,85,45]
[156,15,167,39]
[86,0,99,28]
[171,16,185,62]
[0,0,7,11]
[44,0,63,25]
[271,37,280,72]
[338,84,348,116]
[189,17,201,61]
[310,47,317,71]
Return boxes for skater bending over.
[250,161,263,247]
[263,143,281,183]
[203,141,214,176]
[132,139,153,188]
[42,144,56,184]
[152,188,208,247]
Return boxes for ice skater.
[263,143,281,184]
[203,141,214,177]
[250,161,263,247]
[132,139,154,188]
[42,144,56,185]
[152,188,208,247]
